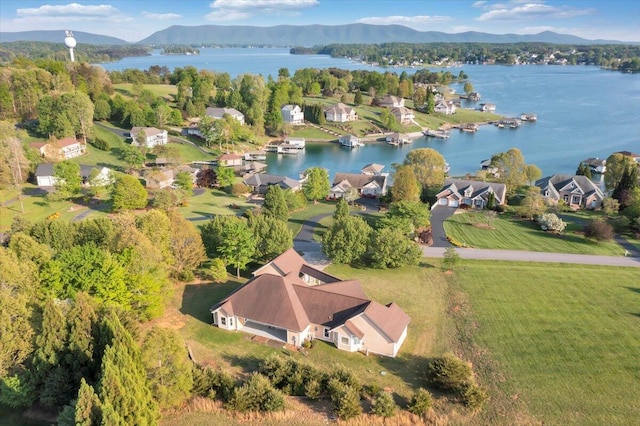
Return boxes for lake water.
[98,48,640,180]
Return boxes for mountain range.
[0,24,628,46]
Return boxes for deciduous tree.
[111,174,148,211]
[366,227,421,268]
[248,214,293,262]
[303,167,330,203]
[322,215,371,264]
[404,148,446,193]
[391,165,420,202]
[263,184,289,221]
[53,160,82,200]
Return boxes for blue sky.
[1,0,638,42]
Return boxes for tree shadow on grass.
[625,287,640,295]
[221,353,267,375]
[180,281,239,324]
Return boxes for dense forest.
[291,42,640,71]
[0,41,151,64]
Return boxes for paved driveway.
[430,206,457,247]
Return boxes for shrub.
[442,247,461,271]
[90,137,111,151]
[259,354,326,397]
[285,189,307,211]
[371,391,397,418]
[209,258,227,283]
[608,216,630,232]
[304,378,322,400]
[538,212,566,233]
[231,183,250,196]
[457,381,488,409]
[427,353,472,390]
[227,373,285,412]
[192,366,235,402]
[493,204,506,213]
[327,379,362,420]
[584,219,614,241]
[408,388,432,416]
[328,364,362,394]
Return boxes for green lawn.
[444,211,624,255]
[178,188,254,220]
[113,83,178,102]
[287,201,338,236]
[455,260,640,425]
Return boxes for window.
[229,318,233,327]
[220,317,226,326]
[341,336,350,345]
[353,337,360,345]
[571,195,581,204]
[324,328,330,338]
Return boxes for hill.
[0,30,127,45]
[139,24,619,46]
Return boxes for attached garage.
[448,199,459,207]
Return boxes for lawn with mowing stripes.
[456,261,640,425]
[444,211,623,255]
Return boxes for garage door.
[439,198,448,205]
[449,200,459,207]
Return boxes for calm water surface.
[98,48,640,179]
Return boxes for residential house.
[435,178,506,209]
[581,158,607,174]
[324,103,358,123]
[360,163,385,176]
[144,168,174,189]
[535,174,604,210]
[206,107,245,125]
[281,105,304,125]
[377,95,404,108]
[183,118,202,137]
[338,134,362,148]
[615,151,640,164]
[390,106,415,124]
[284,137,306,149]
[434,101,456,115]
[35,163,113,187]
[479,159,499,176]
[32,137,86,160]
[243,173,302,194]
[130,127,168,148]
[468,92,481,101]
[210,249,410,357]
[218,153,243,167]
[329,172,388,199]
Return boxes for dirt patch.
[472,223,496,230]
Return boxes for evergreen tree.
[65,292,98,385]
[74,378,102,426]
[98,312,160,425]
[353,90,363,105]
[32,299,68,389]
[263,184,289,221]
[612,164,639,208]
[333,199,350,221]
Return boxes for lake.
[98,48,640,180]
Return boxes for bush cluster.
[584,219,614,241]
[191,365,235,402]
[90,137,111,151]
[427,353,487,410]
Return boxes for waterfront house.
[434,101,456,115]
[33,137,86,160]
[338,134,362,148]
[468,92,481,101]
[183,118,202,137]
[130,127,168,148]
[206,107,245,125]
[242,173,302,194]
[535,174,604,210]
[329,172,388,199]
[361,163,385,176]
[218,153,243,167]
[479,159,499,176]
[435,178,506,209]
[281,105,304,125]
[581,158,607,174]
[210,249,410,357]
[390,106,415,124]
[614,151,640,163]
[324,103,358,123]
[377,95,404,108]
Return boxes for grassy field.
[113,83,178,102]
[287,201,338,236]
[178,188,254,220]
[444,211,624,255]
[454,260,640,425]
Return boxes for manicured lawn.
[113,83,177,102]
[444,211,624,255]
[287,201,338,236]
[455,260,640,425]
[289,127,334,140]
[178,188,254,221]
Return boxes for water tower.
[64,30,76,62]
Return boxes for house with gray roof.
[535,174,604,210]
[35,163,113,187]
[210,249,410,357]
[206,107,245,125]
[329,172,388,199]
[324,103,357,123]
[242,173,301,194]
[435,178,506,209]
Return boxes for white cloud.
[357,15,453,26]
[206,0,318,21]
[17,3,118,18]
[472,1,487,8]
[476,2,594,22]
[142,12,182,20]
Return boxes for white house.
[324,103,358,123]
[390,106,415,124]
[281,105,304,125]
[130,127,168,148]
[338,134,362,148]
[434,101,456,115]
[34,163,113,187]
[378,95,404,108]
[32,137,86,160]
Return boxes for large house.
[360,163,385,176]
[210,249,410,357]
[434,101,456,115]
[435,179,506,209]
[32,137,86,160]
[329,172,388,199]
[535,174,604,210]
[377,95,404,108]
[206,107,245,125]
[34,163,113,187]
[581,157,606,174]
[242,173,302,194]
[130,127,168,148]
[281,105,304,125]
[390,106,415,124]
[324,103,358,123]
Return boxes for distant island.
[161,46,200,56]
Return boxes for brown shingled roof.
[363,301,411,342]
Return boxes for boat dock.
[423,129,450,139]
